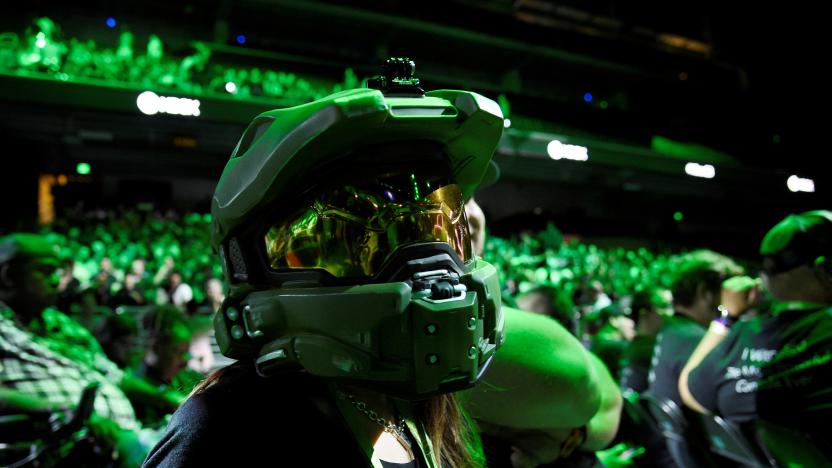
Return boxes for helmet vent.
[228,237,248,281]
[231,117,274,159]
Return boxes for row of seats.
[621,390,831,467]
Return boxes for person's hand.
[720,276,761,318]
[86,414,123,448]
[87,415,147,467]
[161,388,186,409]
[596,443,645,468]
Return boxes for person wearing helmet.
[143,59,505,467]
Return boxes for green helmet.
[211,58,505,399]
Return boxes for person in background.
[56,258,81,312]
[197,277,224,315]
[619,288,667,393]
[515,284,580,336]
[587,306,633,382]
[463,307,623,468]
[186,314,215,374]
[0,233,148,464]
[95,310,142,369]
[646,249,743,407]
[112,271,149,307]
[679,210,832,449]
[156,270,193,311]
[464,176,624,468]
[130,305,194,427]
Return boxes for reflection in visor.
[265,180,471,278]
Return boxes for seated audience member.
[587,306,633,382]
[647,249,743,407]
[67,286,112,333]
[0,233,147,464]
[95,310,142,369]
[187,314,215,374]
[194,277,224,315]
[55,258,81,312]
[679,210,832,444]
[136,305,194,387]
[463,306,623,467]
[157,270,193,311]
[464,194,622,467]
[130,305,198,426]
[515,284,580,336]
[619,288,667,393]
[92,257,117,306]
[112,271,149,307]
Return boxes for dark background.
[1,0,826,259]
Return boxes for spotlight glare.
[787,175,815,193]
[547,140,589,162]
[684,162,715,179]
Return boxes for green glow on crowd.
[2,16,362,106]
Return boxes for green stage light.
[76,162,91,175]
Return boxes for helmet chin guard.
[215,243,503,399]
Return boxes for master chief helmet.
[211,58,505,400]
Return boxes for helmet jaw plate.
[215,258,503,400]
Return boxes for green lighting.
[76,162,91,175]
[673,211,683,221]
[410,173,420,200]
[8,16,365,107]
[600,101,609,109]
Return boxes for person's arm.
[678,323,729,413]
[582,352,623,451]
[0,387,147,466]
[461,306,601,429]
[121,373,185,411]
[152,257,174,286]
[0,387,59,413]
[678,276,759,413]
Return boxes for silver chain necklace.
[344,393,408,438]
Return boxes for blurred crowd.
[1,204,830,467]
[0,17,360,103]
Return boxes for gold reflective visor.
[265,182,471,278]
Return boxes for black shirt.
[647,314,705,405]
[619,334,657,393]
[142,364,424,467]
[756,303,832,443]
[687,303,831,425]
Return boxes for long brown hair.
[424,393,485,468]
[192,365,485,467]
